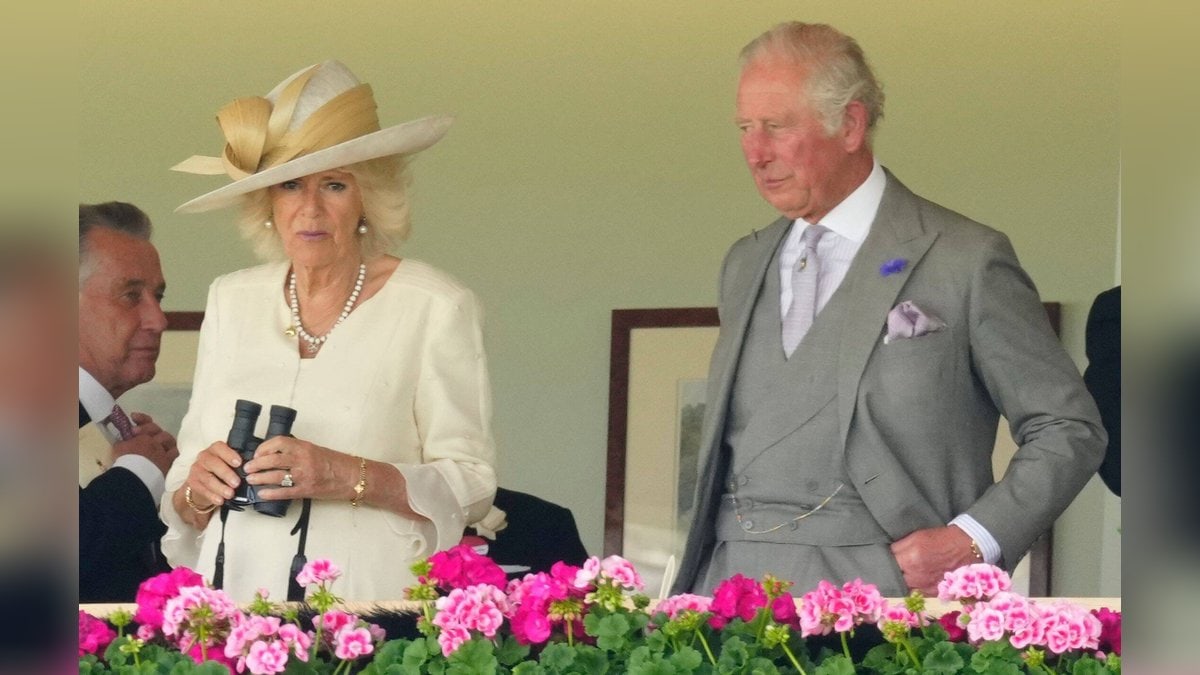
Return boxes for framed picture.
[605,304,1060,597]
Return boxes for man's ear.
[840,100,870,153]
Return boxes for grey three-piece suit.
[674,170,1105,595]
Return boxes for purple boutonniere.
[880,258,908,276]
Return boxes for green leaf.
[716,636,750,674]
[496,635,532,667]
[403,636,433,668]
[813,654,855,675]
[573,646,612,675]
[540,643,578,672]
[625,647,675,675]
[670,646,704,672]
[746,656,782,675]
[512,663,547,675]
[594,613,634,653]
[447,637,499,675]
[922,641,965,675]
[862,643,908,675]
[1070,658,1105,675]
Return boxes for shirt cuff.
[949,514,1001,565]
[111,455,166,507]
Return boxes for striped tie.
[109,404,135,441]
[781,224,827,357]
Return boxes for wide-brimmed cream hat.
[172,60,452,213]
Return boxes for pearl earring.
[357,216,368,235]
[264,218,273,229]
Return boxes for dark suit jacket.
[1083,286,1120,496]
[78,403,169,602]
[466,487,588,574]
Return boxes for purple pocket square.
[884,300,946,344]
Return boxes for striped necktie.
[781,224,827,357]
[108,404,135,441]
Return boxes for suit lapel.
[836,171,938,448]
[700,217,792,450]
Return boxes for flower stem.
[781,642,808,675]
[840,631,851,661]
[696,629,717,666]
[902,639,920,667]
[566,619,575,648]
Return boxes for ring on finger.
[280,471,295,488]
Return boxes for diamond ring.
[281,472,295,488]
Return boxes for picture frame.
[605,304,1060,596]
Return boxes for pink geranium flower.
[244,639,289,675]
[936,563,1012,603]
[295,559,342,587]
[505,569,585,646]
[656,593,712,620]
[599,555,644,591]
[133,566,205,634]
[939,610,967,642]
[797,578,882,637]
[78,611,116,657]
[709,574,767,629]
[333,625,374,660]
[1036,601,1102,655]
[433,583,510,654]
[1093,607,1121,655]
[427,544,507,590]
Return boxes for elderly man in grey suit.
[674,22,1105,597]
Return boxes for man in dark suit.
[675,22,1105,596]
[1084,286,1120,496]
[466,487,589,575]
[78,202,179,602]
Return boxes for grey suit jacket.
[674,170,1105,593]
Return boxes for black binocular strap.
[212,505,229,589]
[286,498,313,602]
[211,498,312,602]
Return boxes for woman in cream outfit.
[161,60,496,601]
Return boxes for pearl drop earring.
[357,216,368,235]
[264,218,273,229]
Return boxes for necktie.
[781,224,827,357]
[109,403,135,441]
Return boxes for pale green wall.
[81,2,1119,595]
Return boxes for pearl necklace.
[285,262,366,354]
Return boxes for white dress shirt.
[778,160,885,319]
[79,367,165,505]
[775,160,1000,565]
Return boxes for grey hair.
[79,202,153,283]
[740,22,885,138]
[237,155,412,261]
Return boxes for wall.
[81,1,1119,595]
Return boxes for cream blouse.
[160,259,496,601]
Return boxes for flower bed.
[79,546,1120,674]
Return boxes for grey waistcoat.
[715,238,889,546]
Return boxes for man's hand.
[111,412,178,476]
[889,525,979,595]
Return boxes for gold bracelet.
[185,486,217,515]
[350,456,367,507]
[969,538,983,561]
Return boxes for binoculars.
[224,399,297,518]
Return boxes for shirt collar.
[797,158,886,243]
[78,367,115,424]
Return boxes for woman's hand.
[246,436,357,502]
[173,440,242,528]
